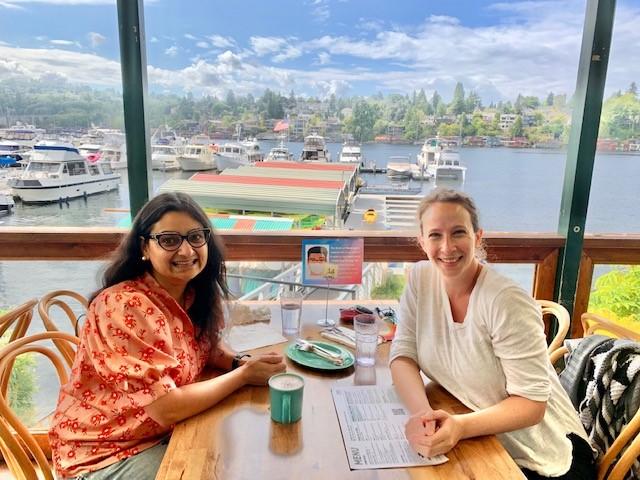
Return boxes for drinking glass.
[354,313,378,366]
[280,291,303,336]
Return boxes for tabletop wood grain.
[156,301,524,480]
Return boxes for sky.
[0,0,639,103]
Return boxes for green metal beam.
[116,0,152,217]
[557,0,616,319]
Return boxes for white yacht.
[428,150,466,181]
[417,137,442,168]
[178,144,216,171]
[151,145,182,171]
[265,144,293,162]
[338,142,363,166]
[100,144,127,170]
[214,139,263,171]
[9,142,120,203]
[299,134,331,162]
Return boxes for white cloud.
[35,35,47,41]
[87,32,106,48]
[150,36,158,43]
[1,0,639,103]
[308,0,330,23]
[208,35,235,49]
[316,52,331,65]
[49,39,81,48]
[250,36,287,56]
[184,34,197,41]
[164,45,178,57]
[196,41,209,49]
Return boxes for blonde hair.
[417,188,486,261]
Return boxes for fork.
[295,339,344,365]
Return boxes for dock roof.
[157,178,343,218]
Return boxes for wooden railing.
[1,227,639,337]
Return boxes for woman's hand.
[239,352,286,385]
[405,409,436,451]
[412,410,464,457]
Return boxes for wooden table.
[156,301,524,480]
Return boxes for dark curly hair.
[93,192,228,341]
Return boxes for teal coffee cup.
[269,373,304,424]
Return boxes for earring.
[141,255,147,261]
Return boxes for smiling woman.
[47,192,286,480]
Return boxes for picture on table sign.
[301,238,363,286]
[306,245,329,278]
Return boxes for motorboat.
[428,150,466,181]
[0,141,28,167]
[215,140,263,171]
[0,123,44,148]
[151,144,182,171]
[386,156,413,180]
[178,144,216,171]
[338,142,363,166]
[78,143,102,163]
[100,144,127,170]
[417,137,442,168]
[299,134,331,162]
[9,142,120,203]
[265,144,293,162]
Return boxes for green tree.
[0,335,37,424]
[345,100,379,141]
[546,92,554,106]
[510,116,524,137]
[371,274,406,300]
[589,266,640,333]
[449,82,466,115]
[402,107,426,141]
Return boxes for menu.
[331,386,448,470]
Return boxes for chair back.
[0,332,79,480]
[0,299,38,398]
[581,313,640,341]
[579,313,640,480]
[38,290,88,366]
[537,299,570,355]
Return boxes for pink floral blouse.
[49,273,212,478]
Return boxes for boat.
[8,142,120,203]
[0,141,28,167]
[214,140,263,171]
[338,142,364,166]
[151,144,182,171]
[299,134,331,162]
[428,150,466,181]
[0,123,44,148]
[265,144,293,162]
[386,156,413,180]
[178,144,216,171]
[78,143,102,163]
[100,144,127,170]
[417,137,442,168]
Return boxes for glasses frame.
[144,228,211,252]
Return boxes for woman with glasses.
[49,192,286,480]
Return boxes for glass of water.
[354,313,379,366]
[280,291,303,337]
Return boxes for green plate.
[286,341,355,370]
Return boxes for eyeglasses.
[145,228,211,251]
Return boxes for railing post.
[116,0,152,217]
[557,0,616,321]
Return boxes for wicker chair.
[550,313,640,480]
[38,290,88,366]
[0,332,79,480]
[537,299,570,355]
[0,299,38,397]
